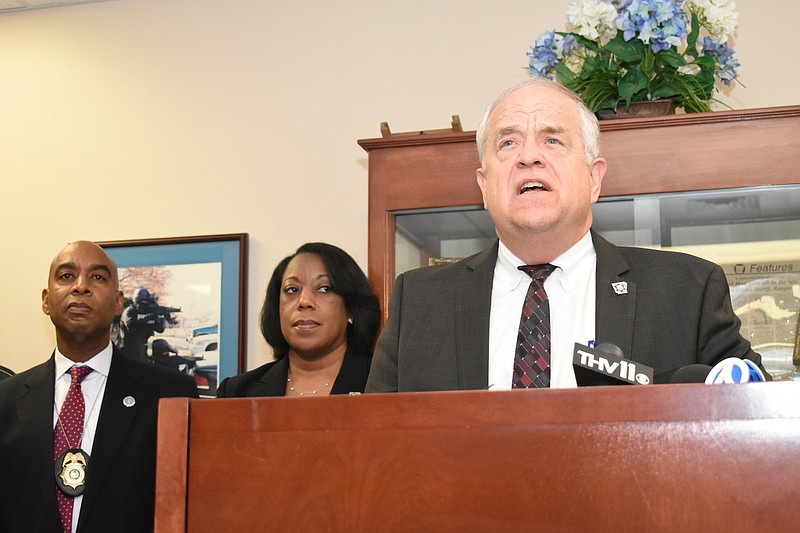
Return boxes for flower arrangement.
[528,0,740,113]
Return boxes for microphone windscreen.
[705,358,766,384]
[669,364,712,383]
[595,342,624,359]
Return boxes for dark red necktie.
[513,264,556,389]
[55,365,93,533]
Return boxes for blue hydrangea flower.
[528,31,580,79]
[615,0,688,53]
[701,36,740,85]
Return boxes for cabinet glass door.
[394,207,494,275]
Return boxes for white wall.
[1,0,797,373]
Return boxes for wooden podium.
[155,383,800,532]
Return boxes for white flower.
[563,50,588,75]
[686,0,738,42]
[566,0,619,45]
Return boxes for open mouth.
[519,181,548,194]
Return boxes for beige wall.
[1,0,797,374]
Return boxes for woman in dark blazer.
[217,242,380,397]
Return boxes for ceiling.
[0,0,111,13]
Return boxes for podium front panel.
[156,382,800,532]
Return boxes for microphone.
[594,342,624,359]
[669,364,712,383]
[705,358,766,384]
[572,342,654,386]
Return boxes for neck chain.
[54,367,105,497]
[286,370,336,396]
[54,370,104,449]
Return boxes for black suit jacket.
[0,347,198,533]
[366,232,765,392]
[216,349,371,397]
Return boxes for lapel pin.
[123,396,136,408]
[611,281,628,295]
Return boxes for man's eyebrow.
[90,264,113,276]
[54,263,113,275]
[494,125,521,138]
[494,124,568,138]
[54,262,76,272]
[539,124,568,136]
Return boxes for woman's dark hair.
[260,242,381,360]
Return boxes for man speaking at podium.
[366,78,768,393]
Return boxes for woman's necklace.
[286,370,337,396]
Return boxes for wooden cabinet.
[359,106,800,319]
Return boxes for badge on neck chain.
[55,448,90,496]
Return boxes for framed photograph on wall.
[99,234,248,397]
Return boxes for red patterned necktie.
[55,365,93,533]
[513,264,556,389]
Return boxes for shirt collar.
[54,342,114,379]
[495,231,595,291]
[554,231,596,292]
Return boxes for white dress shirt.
[488,231,597,390]
[53,342,112,533]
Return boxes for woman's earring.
[347,317,354,324]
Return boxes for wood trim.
[154,397,190,533]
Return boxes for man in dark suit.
[0,364,13,381]
[365,78,766,392]
[0,240,197,533]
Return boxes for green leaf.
[641,47,655,78]
[694,55,717,72]
[618,68,648,105]
[602,34,644,63]
[685,13,700,59]
[650,84,681,99]
[658,49,688,68]
[554,63,576,84]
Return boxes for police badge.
[55,449,90,496]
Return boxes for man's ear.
[42,288,50,316]
[589,157,607,203]
[115,290,124,316]
[476,167,488,210]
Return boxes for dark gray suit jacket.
[366,232,765,392]
[0,347,198,533]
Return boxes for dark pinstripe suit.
[366,231,765,392]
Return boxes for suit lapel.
[77,348,145,526]
[16,357,61,520]
[592,231,636,357]
[454,242,497,390]
[330,350,369,394]
[254,357,291,396]
[17,358,56,464]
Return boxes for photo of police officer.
[118,287,180,362]
[111,261,222,396]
